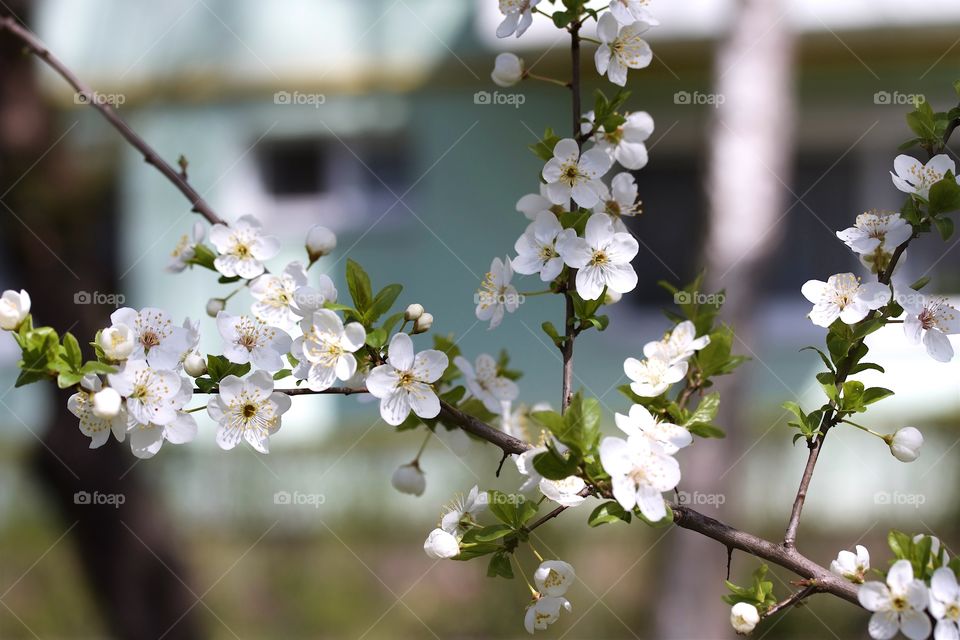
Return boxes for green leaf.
[910,276,931,291]
[800,346,836,374]
[365,328,388,349]
[934,215,955,241]
[345,259,373,313]
[80,360,116,375]
[928,173,960,216]
[532,449,581,481]
[542,321,563,347]
[365,284,402,325]
[273,369,292,380]
[60,333,83,371]
[529,128,561,162]
[206,354,251,382]
[862,387,894,405]
[684,393,720,427]
[472,524,515,542]
[487,551,514,579]
[588,501,632,527]
[687,422,725,438]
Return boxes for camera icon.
[474,91,492,105]
[74,92,90,105]
[674,91,691,105]
[74,491,91,505]
[874,91,892,105]
[874,491,891,505]
[674,291,692,304]
[74,290,91,304]
[274,491,291,505]
[274,91,292,105]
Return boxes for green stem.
[414,429,432,462]
[841,419,888,441]
[519,289,553,297]
[526,72,570,88]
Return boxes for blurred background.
[1,0,959,638]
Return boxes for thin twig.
[762,584,819,618]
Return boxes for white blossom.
[391,462,426,496]
[492,53,524,87]
[594,12,653,86]
[97,323,137,361]
[836,211,911,256]
[930,567,960,640]
[127,377,197,459]
[593,172,643,232]
[890,427,923,463]
[291,309,366,391]
[558,213,638,300]
[801,273,891,328]
[250,261,309,329]
[534,560,575,597]
[515,444,548,493]
[583,111,655,171]
[366,333,448,426]
[0,289,30,331]
[209,214,280,279]
[542,138,613,209]
[599,435,680,522]
[524,596,571,634]
[624,355,687,397]
[497,0,540,38]
[830,545,870,583]
[107,359,183,426]
[67,378,127,448]
[858,559,930,640]
[608,0,658,26]
[476,256,521,329]
[643,320,710,366]
[423,528,460,559]
[730,602,760,634]
[516,183,560,220]
[897,292,960,362]
[891,153,957,199]
[109,307,190,370]
[167,221,206,273]
[615,404,691,454]
[512,212,573,282]
[539,475,586,507]
[290,275,338,318]
[206,371,292,453]
[440,485,487,536]
[217,312,292,372]
[454,353,519,414]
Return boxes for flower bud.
[890,427,923,462]
[423,528,460,559]
[391,462,426,496]
[183,353,208,377]
[404,303,424,322]
[206,298,225,318]
[730,602,760,634]
[305,225,337,262]
[0,289,30,331]
[413,312,434,334]
[491,53,524,87]
[604,289,622,305]
[98,324,136,361]
[92,387,122,419]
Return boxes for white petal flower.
[858,559,931,640]
[423,528,460,559]
[492,53,524,87]
[108,307,190,370]
[534,560,576,597]
[583,111,655,171]
[166,221,206,273]
[524,596,571,634]
[557,213,638,300]
[454,353,519,413]
[615,404,691,454]
[592,172,643,232]
[291,309,365,391]
[730,602,760,634]
[440,485,487,536]
[891,153,957,199]
[897,291,960,362]
[126,377,197,459]
[97,323,137,361]
[516,183,562,220]
[599,435,680,522]
[801,273,891,328]
[512,212,573,282]
[497,0,540,38]
[476,256,521,329]
[107,359,183,426]
[217,312,292,372]
[0,289,30,331]
[391,462,426,496]
[515,445,548,493]
[930,567,960,640]
[539,475,586,507]
[209,214,280,279]
[594,12,653,86]
[890,426,923,463]
[542,138,613,208]
[837,210,912,256]
[608,0,659,26]
[206,371,292,453]
[643,320,710,366]
[290,275,338,317]
[624,356,687,397]
[830,545,870,583]
[250,261,309,329]
[67,382,127,449]
[366,333,448,426]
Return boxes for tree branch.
[762,583,819,618]
[0,16,225,226]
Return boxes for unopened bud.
[405,303,424,322]
[305,225,337,262]
[604,289,622,305]
[183,353,207,377]
[206,298,225,318]
[391,462,426,496]
[92,387,122,419]
[413,312,434,334]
